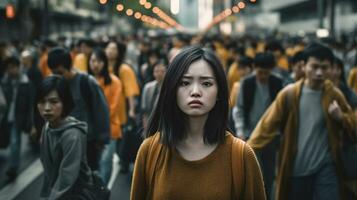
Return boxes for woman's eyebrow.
[182,75,215,80]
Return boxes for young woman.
[131,46,266,200]
[88,48,122,184]
[105,40,140,173]
[37,75,94,199]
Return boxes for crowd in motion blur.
[0,31,356,200]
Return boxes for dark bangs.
[36,75,74,117]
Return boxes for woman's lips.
[188,100,203,106]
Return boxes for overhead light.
[116,4,124,12]
[238,2,246,9]
[316,29,329,38]
[171,0,180,15]
[126,9,134,16]
[99,0,107,5]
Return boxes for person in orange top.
[105,40,140,173]
[39,40,55,77]
[229,56,253,109]
[106,41,140,124]
[73,38,95,73]
[88,48,122,185]
[131,46,265,200]
[227,47,245,91]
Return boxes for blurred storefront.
[0,0,109,42]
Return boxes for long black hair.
[106,40,127,77]
[88,48,112,86]
[146,46,230,147]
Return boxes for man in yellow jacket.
[248,42,357,200]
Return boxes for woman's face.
[105,42,118,60]
[37,90,64,127]
[176,59,218,118]
[89,53,104,76]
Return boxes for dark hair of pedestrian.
[290,51,305,65]
[78,38,96,48]
[254,52,275,69]
[36,75,74,117]
[4,56,20,68]
[303,42,334,65]
[88,48,112,86]
[238,56,253,68]
[146,46,230,147]
[107,40,127,77]
[153,59,168,70]
[47,47,72,70]
[265,40,284,53]
[333,56,346,83]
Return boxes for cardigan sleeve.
[130,138,151,200]
[333,88,357,141]
[242,144,266,200]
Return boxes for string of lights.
[115,3,170,29]
[205,0,256,31]
[97,0,170,30]
[138,0,184,31]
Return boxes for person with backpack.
[47,47,110,171]
[247,42,357,200]
[131,46,265,200]
[37,75,109,200]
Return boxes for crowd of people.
[0,32,356,199]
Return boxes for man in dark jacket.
[233,52,284,199]
[21,50,43,138]
[1,56,34,180]
[47,47,110,171]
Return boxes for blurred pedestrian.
[88,48,122,185]
[141,59,167,132]
[105,41,140,173]
[233,52,283,199]
[289,51,305,82]
[131,46,266,200]
[21,49,44,138]
[73,38,95,73]
[1,56,34,180]
[331,57,357,109]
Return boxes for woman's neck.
[108,59,115,69]
[49,117,65,129]
[183,115,208,144]
[94,74,102,80]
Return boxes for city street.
[0,0,357,199]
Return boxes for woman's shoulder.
[136,132,163,162]
[141,132,161,150]
[225,132,252,155]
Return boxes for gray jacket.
[40,117,93,200]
